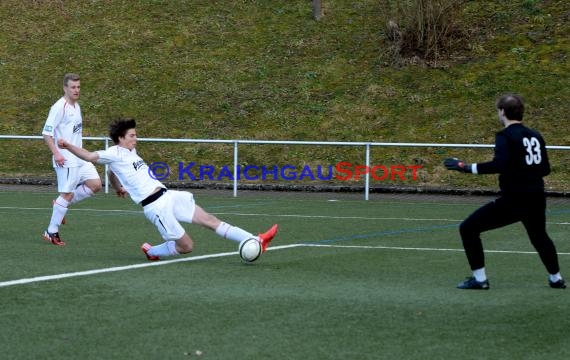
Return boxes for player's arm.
[43,135,66,167]
[42,106,65,166]
[444,134,507,175]
[472,134,508,175]
[108,170,128,198]
[57,139,100,163]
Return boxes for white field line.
[1,206,569,224]
[2,243,570,289]
[212,212,460,222]
[0,206,140,215]
[214,212,570,226]
[0,244,301,289]
[0,206,459,221]
[304,243,570,256]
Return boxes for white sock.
[215,222,254,243]
[148,241,179,257]
[473,268,487,282]
[549,272,562,282]
[48,197,69,233]
[70,184,94,205]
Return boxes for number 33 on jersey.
[523,137,542,165]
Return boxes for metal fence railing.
[2,135,569,200]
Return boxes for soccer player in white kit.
[57,118,278,260]
[42,73,102,246]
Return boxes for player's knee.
[178,242,193,254]
[89,181,103,193]
[60,192,74,202]
[459,220,473,238]
[176,235,194,254]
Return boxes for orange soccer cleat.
[258,224,278,253]
[141,242,160,261]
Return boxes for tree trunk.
[312,0,323,21]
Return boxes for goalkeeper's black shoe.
[457,276,489,290]
[549,278,566,289]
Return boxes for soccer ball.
[239,238,262,263]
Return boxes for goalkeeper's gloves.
[443,158,472,173]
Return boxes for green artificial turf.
[1,189,569,359]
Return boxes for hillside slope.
[0,0,568,191]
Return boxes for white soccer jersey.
[42,97,85,168]
[96,145,165,205]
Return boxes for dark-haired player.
[444,94,565,290]
[58,118,278,261]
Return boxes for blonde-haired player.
[42,73,102,246]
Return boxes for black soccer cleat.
[549,278,566,289]
[457,276,490,290]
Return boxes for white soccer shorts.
[142,190,196,241]
[55,162,100,193]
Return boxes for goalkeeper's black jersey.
[477,123,550,195]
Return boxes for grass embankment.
[0,1,568,191]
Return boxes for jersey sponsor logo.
[133,159,146,171]
[43,125,53,132]
[73,123,83,134]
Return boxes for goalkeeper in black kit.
[444,94,565,290]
